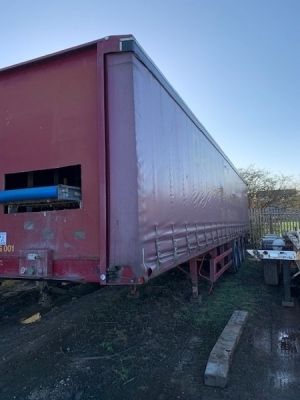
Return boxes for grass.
[100,341,114,353]
[60,257,280,384]
[116,366,130,382]
[177,258,279,348]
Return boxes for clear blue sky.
[1,0,299,176]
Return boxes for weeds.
[61,257,280,391]
[116,366,130,382]
[100,341,114,353]
[192,260,274,327]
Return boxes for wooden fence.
[249,209,300,249]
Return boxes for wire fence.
[249,208,300,249]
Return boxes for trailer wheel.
[227,240,240,274]
[240,237,246,262]
[237,239,243,267]
[263,262,279,285]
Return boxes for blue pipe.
[0,186,59,203]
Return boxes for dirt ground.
[0,258,300,400]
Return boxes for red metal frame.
[209,245,233,282]
[188,240,235,300]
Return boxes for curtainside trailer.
[0,35,249,299]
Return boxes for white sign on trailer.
[0,232,6,245]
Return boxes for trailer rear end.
[0,35,249,294]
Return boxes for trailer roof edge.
[0,34,245,183]
[0,35,133,74]
[120,37,245,183]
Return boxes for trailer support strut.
[282,260,294,307]
[190,257,202,304]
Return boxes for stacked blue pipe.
[0,186,59,203]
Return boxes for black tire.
[263,262,279,285]
[237,238,243,267]
[240,237,246,262]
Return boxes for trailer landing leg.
[282,260,294,307]
[247,249,296,307]
[36,281,52,307]
[189,257,202,304]
[127,285,139,299]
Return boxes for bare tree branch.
[239,165,300,209]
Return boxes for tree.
[239,165,300,209]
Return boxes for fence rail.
[249,208,300,249]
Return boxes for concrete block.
[282,299,294,307]
[204,310,248,388]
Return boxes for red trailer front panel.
[0,43,104,282]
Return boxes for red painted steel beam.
[209,248,232,282]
